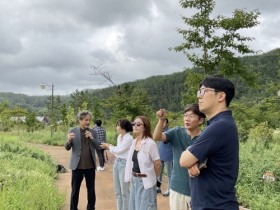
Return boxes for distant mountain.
[1,49,279,112]
[0,92,70,113]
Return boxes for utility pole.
[51,84,54,137]
[40,83,55,137]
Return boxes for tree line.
[0,0,279,137]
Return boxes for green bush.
[106,130,118,145]
[0,136,64,209]
[248,122,274,148]
[20,129,67,146]
[237,134,280,209]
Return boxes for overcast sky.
[1,0,279,96]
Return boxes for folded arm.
[180,150,199,168]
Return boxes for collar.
[207,110,232,126]
[80,127,89,132]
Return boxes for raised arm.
[153,109,167,142]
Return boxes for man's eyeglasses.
[197,88,216,97]
[183,114,198,119]
[131,122,144,127]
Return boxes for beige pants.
[169,189,191,210]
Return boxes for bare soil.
[38,145,170,210]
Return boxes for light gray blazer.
[64,127,100,170]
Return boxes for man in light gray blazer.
[65,110,100,210]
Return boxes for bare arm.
[188,163,200,177]
[100,143,110,150]
[154,159,161,177]
[180,150,199,168]
[153,109,167,142]
[101,140,132,155]
[153,120,167,141]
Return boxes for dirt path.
[38,144,170,210]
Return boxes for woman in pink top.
[124,116,161,210]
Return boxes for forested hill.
[89,48,280,111]
[236,48,280,100]
[0,48,279,112]
[0,93,71,113]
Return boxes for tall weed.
[237,135,280,209]
[0,135,64,209]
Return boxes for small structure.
[262,171,276,182]
[36,116,50,124]
[10,116,50,124]
[10,116,26,123]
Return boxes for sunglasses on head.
[131,122,144,127]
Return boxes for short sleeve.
[188,122,225,162]
[149,140,160,161]
[165,127,179,144]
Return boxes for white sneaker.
[97,166,104,171]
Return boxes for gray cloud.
[0,0,279,95]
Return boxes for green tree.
[9,106,28,133]
[90,66,153,121]
[60,103,68,125]
[172,0,260,104]
[91,96,104,120]
[0,101,9,113]
[106,84,152,121]
[46,95,62,134]
[0,102,12,131]
[70,90,91,115]
[181,70,205,105]
[26,112,36,132]
[66,106,76,127]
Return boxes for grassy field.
[237,130,280,209]
[1,127,280,209]
[0,133,64,210]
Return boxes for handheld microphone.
[85,127,90,139]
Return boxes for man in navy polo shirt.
[154,104,206,210]
[180,75,239,210]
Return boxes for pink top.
[124,137,160,189]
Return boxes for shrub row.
[0,135,64,210]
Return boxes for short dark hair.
[95,120,102,126]
[199,75,235,107]
[116,119,133,132]
[184,103,206,119]
[77,110,92,120]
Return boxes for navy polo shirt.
[188,110,239,210]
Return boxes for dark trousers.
[70,168,96,210]
[96,148,105,167]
